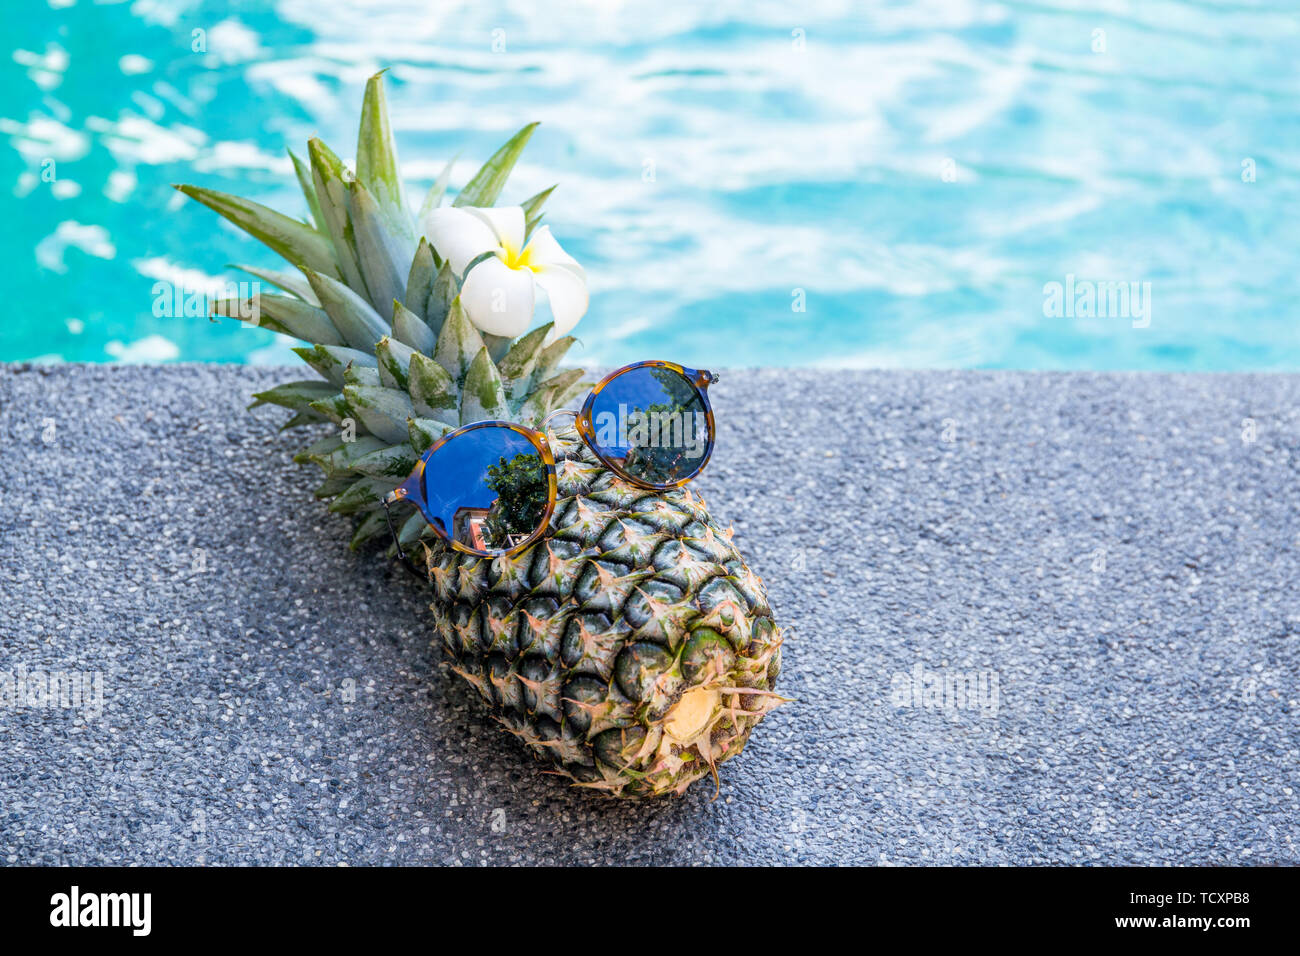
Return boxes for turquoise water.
[5,1,1299,370]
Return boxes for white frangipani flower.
[425,205,588,338]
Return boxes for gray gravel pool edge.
[0,363,1296,865]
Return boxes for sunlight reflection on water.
[6,0,1299,368]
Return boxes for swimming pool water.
[6,0,1299,369]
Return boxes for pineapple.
[176,73,785,797]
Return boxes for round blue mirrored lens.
[421,426,548,553]
[587,366,709,485]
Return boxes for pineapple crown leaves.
[176,71,591,550]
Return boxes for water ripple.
[4,0,1298,368]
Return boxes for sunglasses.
[382,360,718,574]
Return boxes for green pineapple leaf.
[209,297,293,338]
[425,259,457,337]
[313,475,355,499]
[293,434,345,466]
[343,384,413,444]
[351,443,419,480]
[551,377,591,412]
[375,334,418,391]
[281,410,329,430]
[347,178,413,315]
[397,508,430,547]
[173,183,340,279]
[332,435,388,468]
[308,136,369,299]
[408,416,454,450]
[298,441,350,475]
[294,344,378,388]
[452,122,538,208]
[328,477,398,515]
[521,184,555,237]
[392,299,435,355]
[304,268,389,350]
[232,264,320,305]
[481,333,513,364]
[343,363,381,387]
[355,71,414,245]
[417,154,458,231]
[497,322,552,405]
[308,393,352,425]
[408,352,459,425]
[349,508,390,550]
[527,335,578,394]
[460,347,510,423]
[432,296,485,387]
[289,148,325,231]
[212,293,342,346]
[516,368,585,427]
[249,380,339,412]
[403,238,435,317]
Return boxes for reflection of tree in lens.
[652,365,698,407]
[622,367,702,483]
[483,452,547,549]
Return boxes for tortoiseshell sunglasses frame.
[572,360,717,491]
[382,421,557,573]
[382,360,717,577]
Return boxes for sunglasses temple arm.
[382,496,425,582]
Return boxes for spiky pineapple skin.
[423,427,784,798]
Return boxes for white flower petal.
[424,206,500,274]
[523,225,585,280]
[533,263,588,336]
[460,257,536,337]
[462,206,526,257]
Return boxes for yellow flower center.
[500,238,534,271]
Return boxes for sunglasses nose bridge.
[541,407,580,430]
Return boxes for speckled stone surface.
[0,364,1296,865]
